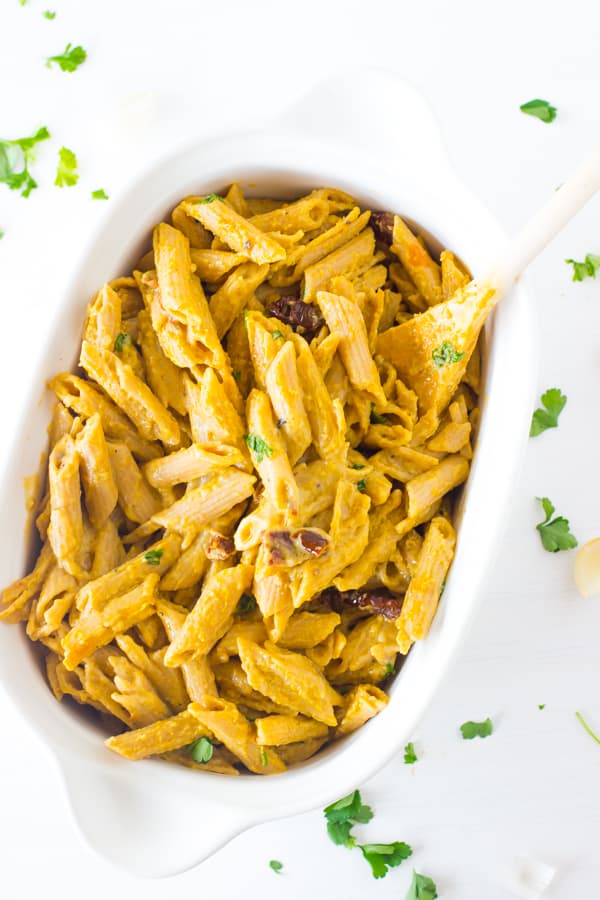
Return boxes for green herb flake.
[406,870,439,900]
[232,369,241,381]
[536,496,578,552]
[356,478,367,493]
[188,737,214,763]
[323,789,373,848]
[43,10,56,18]
[359,841,413,879]
[55,147,78,188]
[142,548,163,565]
[384,662,395,676]
[520,98,557,123]
[538,704,546,710]
[19,0,27,6]
[565,253,600,281]
[114,332,131,352]
[0,230,4,240]
[460,717,493,740]
[46,43,87,72]
[351,463,365,470]
[575,711,600,745]
[271,329,285,340]
[370,402,388,425]
[236,593,257,615]
[91,188,109,200]
[268,860,283,874]
[0,126,50,198]
[261,748,269,767]
[198,193,223,204]
[431,340,465,368]
[403,741,417,764]
[245,433,274,463]
[530,388,567,437]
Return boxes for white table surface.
[1,1,599,897]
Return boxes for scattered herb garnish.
[575,711,600,745]
[114,333,130,352]
[236,593,257,615]
[232,369,241,381]
[43,10,56,18]
[520,98,557,123]
[536,496,578,552]
[384,662,395,676]
[189,737,214,763]
[0,230,4,240]
[538,704,545,710]
[0,126,50,198]
[55,147,78,187]
[406,870,438,900]
[260,748,269,767]
[269,860,283,874]
[356,478,367,493]
[370,402,388,425]
[142,548,163,565]
[91,188,109,200]
[565,253,600,282]
[271,329,285,340]
[359,842,413,879]
[460,718,493,740]
[530,388,567,437]
[245,433,274,463]
[432,340,465,368]
[351,463,365,470]
[404,741,417,764]
[198,193,223,204]
[46,43,87,72]
[323,790,373,848]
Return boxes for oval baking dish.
[0,69,535,876]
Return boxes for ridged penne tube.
[303,228,375,299]
[109,657,170,727]
[440,249,469,300]
[137,309,187,416]
[237,638,342,726]
[171,202,212,249]
[245,311,284,391]
[164,564,254,666]
[213,660,297,715]
[184,369,246,451]
[427,421,471,453]
[62,574,158,670]
[107,442,162,524]
[157,600,218,700]
[210,261,269,338]
[89,518,123,580]
[47,435,84,578]
[210,620,268,664]
[106,707,211,761]
[397,516,456,641]
[277,736,328,766]
[246,389,299,519]
[317,290,386,404]
[48,401,74,450]
[83,283,121,350]
[292,208,370,277]
[253,545,295,640]
[115,634,188,712]
[336,684,389,736]
[75,414,118,528]
[265,341,311,465]
[49,373,161,461]
[190,248,246,281]
[182,197,286,264]
[256,715,329,746]
[292,336,344,460]
[404,455,469,523]
[0,542,54,623]
[26,566,75,642]
[334,518,401,592]
[144,442,246,489]
[248,191,330,235]
[189,697,285,774]
[223,182,250,216]
[391,216,442,306]
[79,340,180,450]
[370,446,439,482]
[330,617,398,676]
[159,534,208,591]
[278,611,341,650]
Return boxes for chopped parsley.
[260,748,268,767]
[0,126,50,198]
[460,718,493,740]
[198,193,224,204]
[323,790,373,848]
[271,329,285,340]
[565,253,600,281]
[370,402,388,425]
[189,737,214,763]
[46,43,87,72]
[142,548,163,565]
[43,10,56,18]
[114,333,131,352]
[384,662,395,676]
[236,593,257,615]
[245,433,273,463]
[232,369,241,381]
[432,340,465,368]
[0,230,4,240]
[403,741,417,764]
[536,496,578,552]
[575,711,600,745]
[406,870,438,900]
[538,704,546,710]
[91,188,109,200]
[351,463,365,470]
[54,147,78,187]
[268,860,283,874]
[530,388,567,437]
[359,842,412,879]
[356,478,367,493]
[520,98,557,123]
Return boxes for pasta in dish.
[0,186,480,774]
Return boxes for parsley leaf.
[406,870,439,900]
[431,340,465,368]
[188,737,213,763]
[114,333,131,352]
[55,147,78,187]
[232,369,241,381]
[351,463,365,470]
[370,402,388,425]
[384,662,395,676]
[359,841,413,879]
[520,99,557,123]
[565,254,600,281]
[236,593,257,615]
[260,748,268,767]
[323,790,373,848]
[538,704,545,710]
[142,548,163,565]
[0,230,4,240]
[536,496,578,552]
[245,433,274,463]
[91,188,109,200]
[269,860,283,874]
[198,193,224,204]
[460,718,493,739]
[575,711,600,745]
[530,388,567,437]
[0,126,50,198]
[356,478,367,493]
[404,741,417,764]
[271,329,285,340]
[43,10,56,18]
[46,43,87,73]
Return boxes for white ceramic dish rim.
[0,69,537,877]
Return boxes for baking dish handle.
[57,755,255,878]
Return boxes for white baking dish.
[0,68,536,877]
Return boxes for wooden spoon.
[377,148,600,414]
